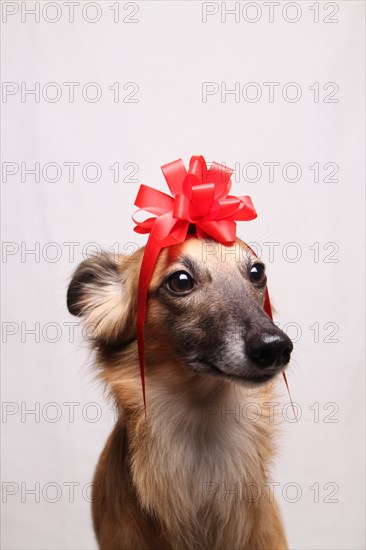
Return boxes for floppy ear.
[67,253,137,345]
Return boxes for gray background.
[1,1,365,549]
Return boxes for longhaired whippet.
[67,237,293,550]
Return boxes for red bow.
[133,155,257,243]
[133,156,287,413]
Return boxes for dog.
[67,237,293,550]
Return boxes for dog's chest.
[131,403,271,549]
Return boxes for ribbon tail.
[282,371,295,419]
[264,287,273,319]
[136,235,162,418]
[264,287,295,416]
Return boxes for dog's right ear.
[67,253,119,317]
[67,253,137,345]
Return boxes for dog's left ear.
[67,253,137,345]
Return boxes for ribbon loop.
[135,184,174,214]
[161,159,187,195]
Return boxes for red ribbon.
[133,155,288,414]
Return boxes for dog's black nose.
[247,332,293,369]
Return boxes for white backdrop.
[1,1,365,549]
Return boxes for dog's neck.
[101,350,277,549]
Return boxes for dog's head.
[67,238,292,386]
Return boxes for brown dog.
[67,237,293,550]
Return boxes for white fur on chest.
[130,383,272,549]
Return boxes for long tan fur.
[67,238,290,550]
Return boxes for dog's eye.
[249,264,267,286]
[166,271,194,294]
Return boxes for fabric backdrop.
[2,1,365,548]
